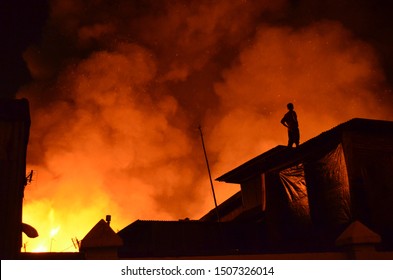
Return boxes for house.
[207,118,393,252]
[80,217,123,259]
[115,118,393,259]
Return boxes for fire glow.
[19,0,392,252]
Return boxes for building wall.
[238,143,353,251]
[240,175,263,211]
[0,99,30,259]
[343,130,393,248]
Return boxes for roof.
[200,191,243,221]
[216,118,393,184]
[80,219,123,249]
[117,219,265,257]
[335,221,381,247]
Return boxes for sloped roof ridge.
[301,117,393,147]
[81,219,123,248]
[216,117,393,183]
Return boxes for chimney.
[105,215,111,226]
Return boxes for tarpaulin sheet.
[279,163,310,221]
[262,165,312,251]
[304,143,352,231]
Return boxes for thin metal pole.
[198,125,220,222]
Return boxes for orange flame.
[19,1,393,252]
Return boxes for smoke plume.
[18,0,392,252]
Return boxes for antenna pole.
[198,125,220,222]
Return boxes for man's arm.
[281,117,288,127]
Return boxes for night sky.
[1,0,48,97]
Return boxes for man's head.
[287,103,294,110]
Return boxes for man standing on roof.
[281,103,300,148]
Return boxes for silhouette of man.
[281,103,300,147]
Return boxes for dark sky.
[0,0,48,97]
